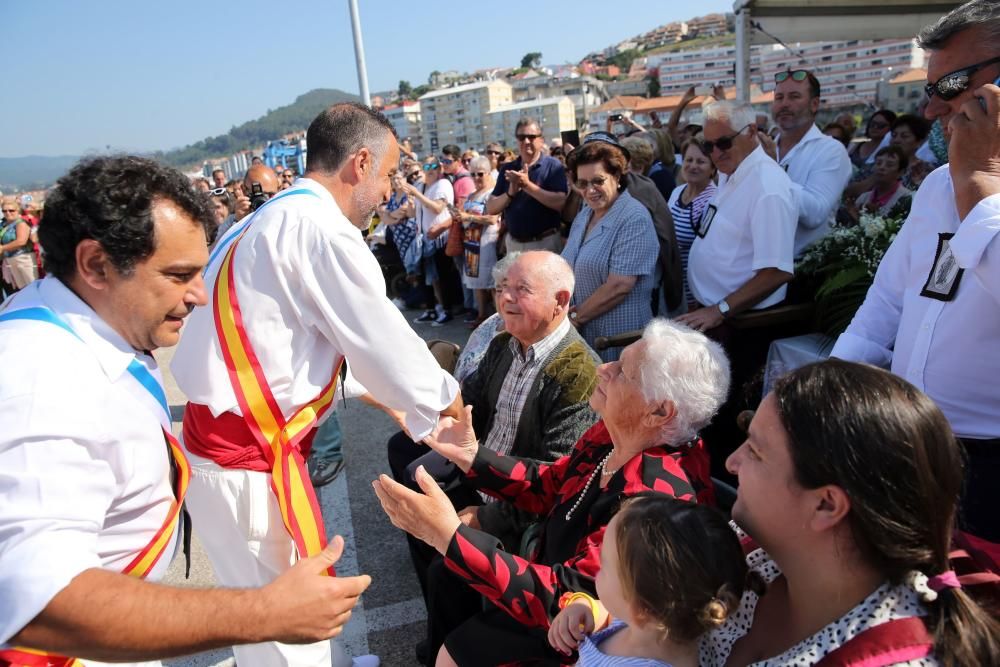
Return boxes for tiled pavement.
[160,310,474,667]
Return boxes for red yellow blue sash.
[0,304,191,667]
[211,207,341,576]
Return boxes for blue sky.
[0,0,733,157]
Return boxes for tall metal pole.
[347,0,371,106]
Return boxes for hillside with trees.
[155,88,359,169]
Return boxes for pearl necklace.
[565,452,620,521]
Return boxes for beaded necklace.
[564,452,622,521]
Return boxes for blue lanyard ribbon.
[205,187,320,271]
[0,306,169,418]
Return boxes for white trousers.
[185,451,353,667]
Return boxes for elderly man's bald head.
[243,164,279,195]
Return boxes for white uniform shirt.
[0,278,177,656]
[832,167,1000,440]
[776,124,852,256]
[687,145,797,310]
[172,178,458,441]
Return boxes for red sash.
[210,219,341,575]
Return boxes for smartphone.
[695,84,714,96]
[978,75,1000,110]
[609,113,624,122]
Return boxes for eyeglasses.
[515,133,541,142]
[924,55,1000,100]
[573,175,610,191]
[702,124,752,154]
[471,171,487,177]
[775,69,809,84]
[422,163,440,171]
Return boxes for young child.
[548,494,756,666]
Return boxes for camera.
[249,182,271,212]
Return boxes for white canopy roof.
[732,0,964,100]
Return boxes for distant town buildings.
[382,101,423,153]
[484,96,577,145]
[884,68,928,114]
[418,80,514,152]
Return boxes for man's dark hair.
[212,167,225,176]
[440,144,462,159]
[515,117,541,133]
[917,0,1000,49]
[305,102,397,174]
[39,155,215,281]
[805,71,821,100]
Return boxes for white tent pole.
[735,1,752,103]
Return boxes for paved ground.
[159,309,475,667]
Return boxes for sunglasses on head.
[702,124,751,154]
[775,69,809,84]
[422,163,440,171]
[924,55,1000,100]
[516,133,541,142]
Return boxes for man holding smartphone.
[833,0,1000,542]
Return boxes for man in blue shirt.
[487,118,568,252]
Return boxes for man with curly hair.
[0,155,372,666]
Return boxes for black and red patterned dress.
[436,420,709,665]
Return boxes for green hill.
[155,88,360,169]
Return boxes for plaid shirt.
[480,318,572,467]
[562,190,657,362]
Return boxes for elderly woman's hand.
[423,405,479,473]
[372,466,462,554]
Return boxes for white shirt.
[416,178,454,234]
[832,167,1000,440]
[776,124,853,256]
[687,145,797,310]
[0,278,177,654]
[172,178,458,441]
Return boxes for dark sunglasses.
[924,55,1000,100]
[515,133,541,142]
[439,157,455,165]
[775,69,809,84]
[471,171,487,177]
[422,163,440,171]
[486,150,502,155]
[703,124,751,153]
[2,208,18,213]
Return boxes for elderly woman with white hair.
[448,155,500,327]
[374,318,730,667]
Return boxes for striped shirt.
[667,183,717,309]
[480,318,572,478]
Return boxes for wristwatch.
[717,299,731,318]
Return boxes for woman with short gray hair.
[449,155,500,328]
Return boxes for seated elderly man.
[386,251,600,617]
[375,318,730,666]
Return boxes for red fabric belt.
[182,401,317,471]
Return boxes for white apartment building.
[652,45,765,96]
[382,101,423,153]
[510,73,607,127]
[759,39,924,108]
[484,97,577,146]
[419,80,513,152]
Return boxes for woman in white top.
[700,360,999,666]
